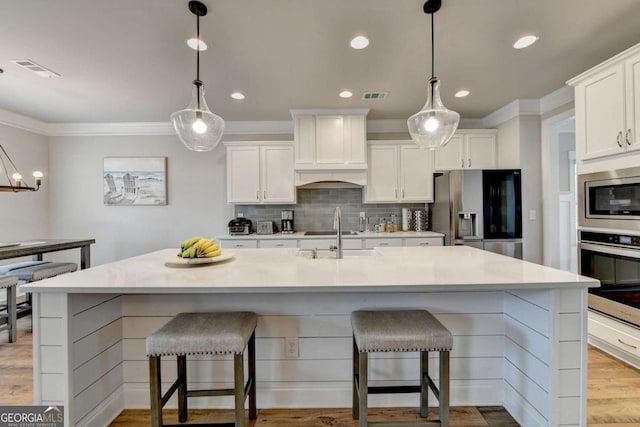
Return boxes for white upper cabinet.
[434,130,497,170]
[226,142,295,204]
[364,142,434,203]
[570,44,640,165]
[291,109,368,169]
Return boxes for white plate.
[164,252,235,268]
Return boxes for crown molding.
[48,122,174,136]
[539,85,574,115]
[482,99,541,128]
[0,108,49,135]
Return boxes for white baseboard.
[124,380,503,410]
[76,385,125,427]
[588,336,640,370]
[502,380,547,427]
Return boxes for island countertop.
[22,246,599,293]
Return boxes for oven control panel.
[580,231,640,247]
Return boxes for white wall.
[48,135,232,266]
[0,123,49,247]
[496,115,542,264]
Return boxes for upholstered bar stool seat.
[0,276,18,343]
[146,312,258,427]
[351,310,453,427]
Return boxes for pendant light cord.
[195,11,201,110]
[431,12,435,79]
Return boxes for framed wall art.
[103,157,167,205]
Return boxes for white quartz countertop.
[218,231,444,240]
[22,246,599,294]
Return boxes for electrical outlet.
[285,337,299,358]
[529,210,537,221]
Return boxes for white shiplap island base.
[23,246,598,427]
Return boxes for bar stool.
[0,276,18,342]
[351,310,453,427]
[146,312,258,427]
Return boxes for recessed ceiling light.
[339,90,353,98]
[186,38,208,51]
[350,36,369,50]
[231,92,245,100]
[513,35,539,49]
[454,90,470,98]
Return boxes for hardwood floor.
[2,319,639,425]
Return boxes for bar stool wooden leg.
[358,351,368,427]
[149,356,163,427]
[248,332,257,420]
[352,337,359,420]
[420,350,429,418]
[234,353,245,427]
[7,285,17,343]
[177,355,187,422]
[440,351,450,427]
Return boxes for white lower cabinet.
[403,237,443,247]
[220,240,259,249]
[259,239,298,249]
[589,310,640,368]
[365,238,403,249]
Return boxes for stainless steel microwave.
[578,166,640,231]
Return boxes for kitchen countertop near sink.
[218,231,444,240]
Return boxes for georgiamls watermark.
[0,406,63,427]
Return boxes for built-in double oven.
[578,166,640,327]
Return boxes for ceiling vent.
[10,59,60,78]
[362,91,388,100]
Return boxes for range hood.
[291,108,369,187]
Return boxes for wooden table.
[0,239,95,269]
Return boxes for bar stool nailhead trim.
[351,310,453,427]
[146,312,258,427]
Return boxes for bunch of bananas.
[178,236,222,258]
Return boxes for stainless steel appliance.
[579,230,640,327]
[432,169,522,258]
[578,166,640,232]
[256,221,276,235]
[228,218,253,235]
[281,210,294,234]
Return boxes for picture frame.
[103,157,167,205]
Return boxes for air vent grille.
[10,59,60,78]
[362,92,388,100]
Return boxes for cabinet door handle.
[461,159,464,168]
[617,131,623,147]
[256,191,259,200]
[468,158,471,168]
[264,190,267,199]
[618,338,638,349]
[402,189,405,198]
[626,129,632,146]
[395,188,398,198]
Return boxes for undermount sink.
[303,231,359,236]
[296,249,381,259]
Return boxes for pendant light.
[407,0,460,150]
[171,1,224,152]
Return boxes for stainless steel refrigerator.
[432,169,523,259]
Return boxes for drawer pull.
[275,244,284,247]
[419,242,430,246]
[379,243,389,246]
[236,244,245,247]
[618,338,638,349]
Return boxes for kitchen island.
[23,246,598,427]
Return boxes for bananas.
[177,237,222,258]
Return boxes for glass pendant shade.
[408,77,460,150]
[171,81,224,152]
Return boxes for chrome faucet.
[329,207,343,259]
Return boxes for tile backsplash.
[234,188,428,232]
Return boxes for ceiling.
[1,0,640,124]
